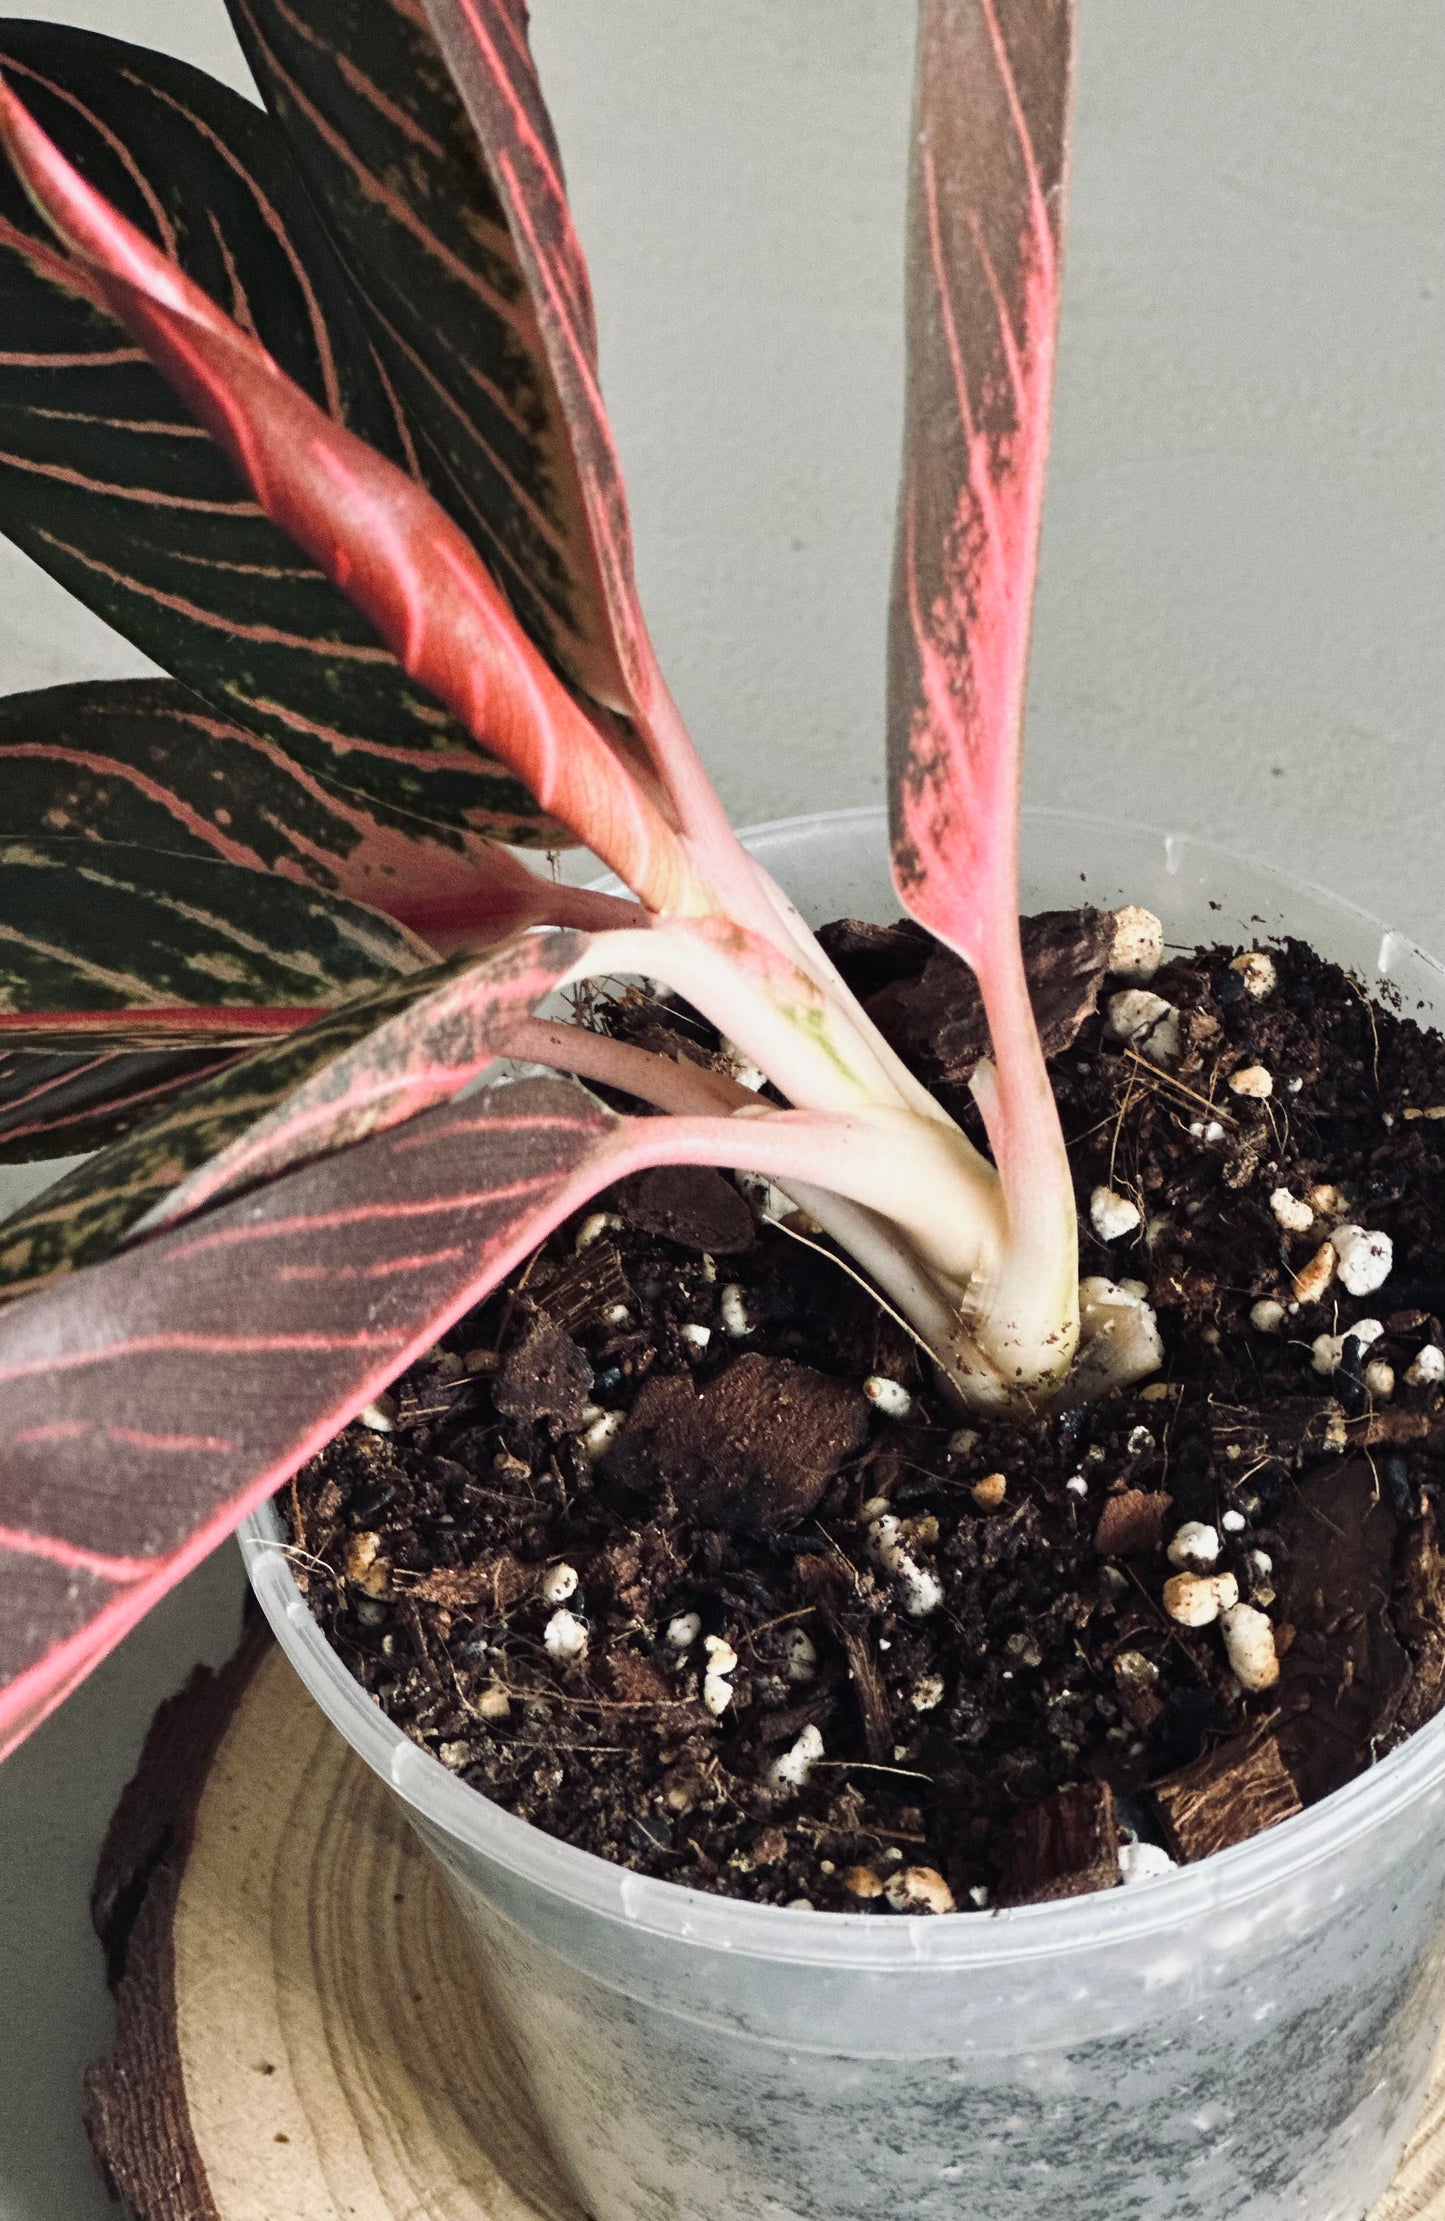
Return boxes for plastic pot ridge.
[243,808,1445,2221]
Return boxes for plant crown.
[0,0,1137,1759]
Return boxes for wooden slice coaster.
[83,1624,1445,2221]
[84,1625,582,2221]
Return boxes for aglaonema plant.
[0,0,1152,1760]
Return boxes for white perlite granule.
[1332,1224,1394,1297]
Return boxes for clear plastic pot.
[242,808,1445,2221]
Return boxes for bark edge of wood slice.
[84,1623,583,2221]
[82,1624,1445,2221]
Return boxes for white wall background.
[1,3,1440,942]
[0,7,1440,2218]
[535,1,1445,951]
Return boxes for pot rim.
[242,804,1445,1968]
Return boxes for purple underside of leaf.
[887,0,1072,971]
[0,76,701,917]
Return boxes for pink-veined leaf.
[0,806,434,1157]
[0,1044,241,1161]
[0,836,431,1034]
[0,930,766,1303]
[888,0,1073,970]
[0,926,586,1303]
[886,0,1078,1390]
[0,668,638,1153]
[0,957,478,1296]
[0,659,547,1162]
[415,0,642,705]
[416,0,735,845]
[0,1075,838,1753]
[0,675,641,956]
[0,1075,618,1755]
[0,1058,985,1755]
[0,23,571,851]
[224,0,627,720]
[0,676,557,929]
[226,0,743,893]
[0,76,700,919]
[134,925,582,1233]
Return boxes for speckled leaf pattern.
[0,1074,628,1758]
[226,0,638,717]
[0,938,560,1297]
[0,24,563,846]
[888,0,1073,965]
[0,677,563,933]
[138,924,581,1235]
[418,0,652,706]
[0,1044,240,1160]
[0,837,429,1039]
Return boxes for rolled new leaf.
[0,72,698,918]
[0,24,561,850]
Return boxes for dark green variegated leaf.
[0,925,580,1299]
[414,0,728,830]
[0,957,467,1294]
[0,676,563,930]
[0,80,700,919]
[225,0,632,715]
[0,838,430,1044]
[0,1044,240,1160]
[0,23,563,847]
